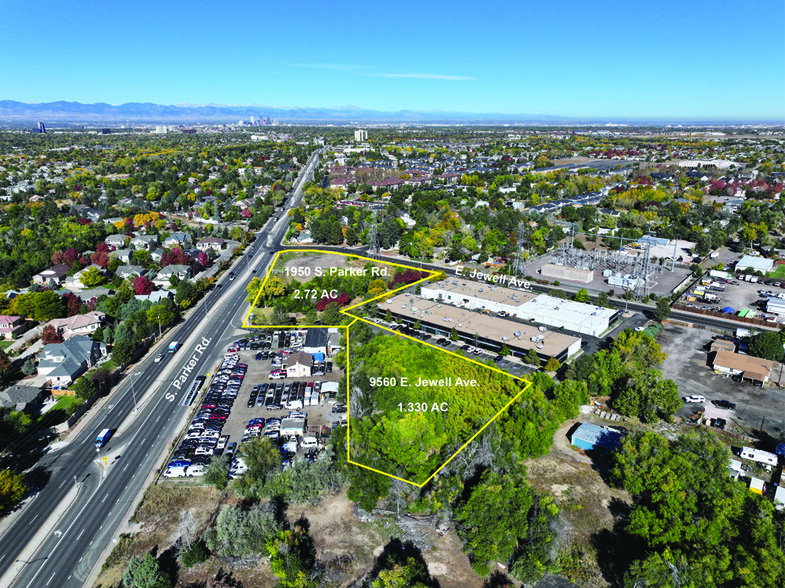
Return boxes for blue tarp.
[313,352,325,362]
[722,307,735,313]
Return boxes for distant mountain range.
[0,100,579,125]
[0,100,774,126]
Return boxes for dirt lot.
[94,484,491,588]
[656,323,785,437]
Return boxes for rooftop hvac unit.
[401,305,407,309]
[452,280,458,284]
[478,288,483,292]
[538,326,546,332]
[458,323,462,327]
[537,344,544,349]
[437,304,442,308]
[502,336,509,341]
[591,312,597,316]
[443,317,452,322]
[411,306,418,311]
[514,331,521,338]
[531,336,538,342]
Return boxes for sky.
[1,0,783,121]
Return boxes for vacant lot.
[93,484,492,588]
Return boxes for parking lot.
[367,319,535,379]
[163,329,346,479]
[656,323,785,437]
[678,272,785,325]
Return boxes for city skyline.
[1,0,783,121]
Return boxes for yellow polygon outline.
[241,248,531,486]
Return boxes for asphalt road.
[0,149,321,588]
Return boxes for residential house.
[64,265,106,291]
[37,335,105,387]
[104,234,128,249]
[110,248,133,264]
[45,311,105,339]
[164,232,192,248]
[0,384,45,413]
[130,234,159,251]
[196,237,226,252]
[32,264,70,287]
[115,265,146,279]
[0,315,31,340]
[150,248,164,262]
[135,291,174,303]
[71,204,106,222]
[153,264,191,288]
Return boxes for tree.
[321,301,342,325]
[146,305,174,332]
[175,280,197,309]
[544,357,561,372]
[204,503,281,557]
[748,331,784,361]
[573,288,590,303]
[21,359,36,376]
[232,438,282,498]
[596,291,610,307]
[122,553,171,588]
[613,430,785,588]
[653,298,671,322]
[0,348,11,374]
[612,330,666,370]
[79,266,105,288]
[246,276,263,303]
[525,348,540,366]
[133,275,155,295]
[0,469,26,513]
[455,470,535,575]
[91,367,112,391]
[499,344,511,356]
[204,455,230,490]
[112,337,137,366]
[72,375,97,400]
[266,524,319,588]
[41,324,63,345]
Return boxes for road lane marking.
[76,529,84,541]
[58,480,66,489]
[31,514,39,523]
[46,572,56,585]
[101,493,109,503]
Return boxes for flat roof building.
[421,278,617,337]
[736,255,774,273]
[381,293,581,362]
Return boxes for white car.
[187,464,206,477]
[216,436,228,450]
[154,353,164,363]
[164,466,187,478]
[301,436,318,449]
[683,395,706,403]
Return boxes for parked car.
[683,395,705,403]
[712,399,736,410]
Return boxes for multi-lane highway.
[0,149,321,588]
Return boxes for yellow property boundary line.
[240,248,532,486]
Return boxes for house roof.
[287,351,313,367]
[46,311,105,334]
[304,329,328,349]
[0,385,43,409]
[711,350,774,380]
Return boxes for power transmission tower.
[513,222,526,277]
[368,218,380,258]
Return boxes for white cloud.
[368,72,475,81]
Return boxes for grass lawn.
[48,395,84,417]
[0,340,13,350]
[769,264,785,279]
